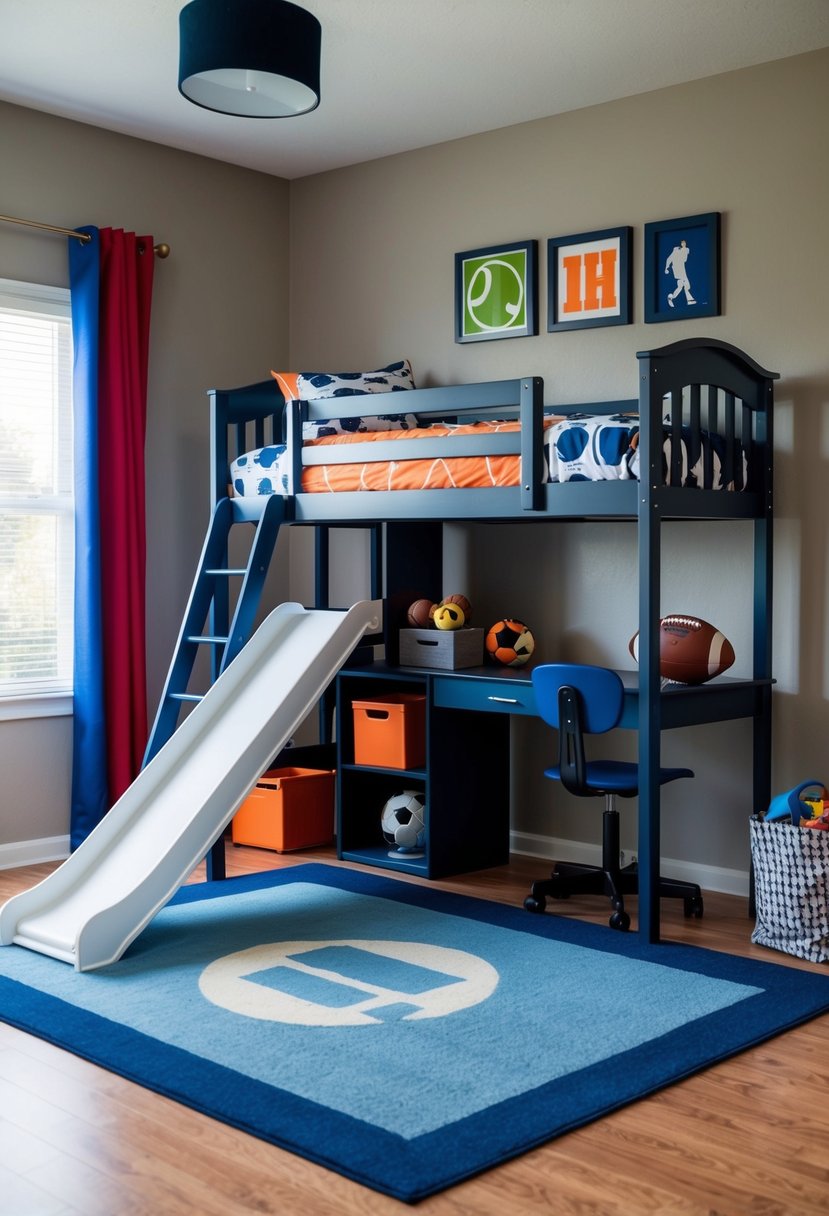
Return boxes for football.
[629,615,735,684]
[485,618,535,667]
[381,790,426,856]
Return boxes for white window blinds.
[0,278,74,702]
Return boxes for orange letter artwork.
[561,254,583,314]
[561,248,619,315]
[582,249,618,311]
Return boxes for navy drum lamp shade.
[178,0,321,117]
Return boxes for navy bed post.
[384,522,442,665]
[315,527,330,608]
[519,376,544,510]
[750,364,776,913]
[636,348,664,943]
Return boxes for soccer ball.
[381,790,426,856]
[485,618,535,667]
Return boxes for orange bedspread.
[300,419,557,493]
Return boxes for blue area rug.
[1,863,828,1202]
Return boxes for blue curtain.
[69,227,108,848]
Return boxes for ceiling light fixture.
[178,0,321,118]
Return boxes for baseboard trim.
[0,830,749,899]
[0,836,70,871]
[509,830,750,898]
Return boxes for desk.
[428,663,770,727]
[335,662,772,940]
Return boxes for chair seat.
[544,759,694,794]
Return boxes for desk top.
[340,661,772,729]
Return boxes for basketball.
[485,618,535,667]
[441,593,472,622]
[407,598,436,628]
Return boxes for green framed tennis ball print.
[455,240,538,343]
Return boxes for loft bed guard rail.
[210,375,547,514]
[285,376,545,510]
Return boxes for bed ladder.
[143,494,286,768]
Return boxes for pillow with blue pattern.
[271,360,419,439]
[297,358,414,400]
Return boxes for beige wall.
[288,50,829,884]
[0,101,291,851]
[3,48,828,885]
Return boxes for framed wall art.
[644,212,721,323]
[455,240,538,343]
[547,226,632,332]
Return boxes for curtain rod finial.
[154,243,171,259]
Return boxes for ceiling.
[2,0,829,180]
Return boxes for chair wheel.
[684,896,704,919]
[524,894,547,914]
[609,910,631,931]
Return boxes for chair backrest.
[532,664,625,796]
[531,664,625,734]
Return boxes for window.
[0,278,73,717]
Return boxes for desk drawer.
[432,676,537,716]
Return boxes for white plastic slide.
[0,600,382,972]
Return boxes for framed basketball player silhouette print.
[455,240,538,343]
[644,212,721,323]
[547,226,632,332]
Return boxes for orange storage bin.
[232,767,334,853]
[352,692,426,769]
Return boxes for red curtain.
[97,229,155,803]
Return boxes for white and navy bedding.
[548,414,748,488]
[229,413,748,498]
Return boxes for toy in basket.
[407,598,436,627]
[750,780,829,962]
[766,780,829,828]
[381,790,426,858]
[401,593,481,670]
[406,593,472,630]
[433,602,466,630]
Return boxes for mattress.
[229,414,746,497]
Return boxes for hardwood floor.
[1,847,827,1215]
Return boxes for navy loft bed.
[154,338,777,939]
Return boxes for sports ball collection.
[405,598,732,683]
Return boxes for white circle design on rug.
[199,939,499,1026]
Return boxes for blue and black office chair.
[524,663,704,931]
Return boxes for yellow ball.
[433,603,465,631]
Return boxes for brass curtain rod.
[0,213,170,258]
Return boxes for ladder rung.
[186,635,229,645]
[204,567,247,576]
[170,693,204,703]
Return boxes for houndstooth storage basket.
[750,815,829,963]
